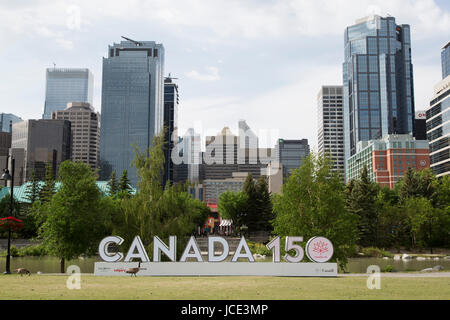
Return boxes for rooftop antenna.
[166,73,178,80]
[121,36,143,46]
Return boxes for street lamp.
[1,158,15,275]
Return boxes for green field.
[0,275,449,300]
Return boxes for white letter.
[180,236,203,262]
[124,236,150,262]
[367,265,381,290]
[208,237,229,262]
[98,236,124,262]
[153,236,177,262]
[284,236,304,263]
[266,236,281,263]
[232,236,255,262]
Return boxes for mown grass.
[0,275,449,300]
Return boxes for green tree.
[255,175,274,232]
[376,187,409,250]
[118,170,132,197]
[218,191,248,232]
[107,171,119,197]
[273,153,358,270]
[114,130,209,257]
[241,173,259,233]
[39,161,112,273]
[346,165,379,247]
[24,169,41,204]
[40,163,56,204]
[403,197,435,249]
[0,193,21,218]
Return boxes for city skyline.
[1,1,449,152]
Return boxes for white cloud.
[181,64,343,149]
[2,0,449,42]
[185,67,220,81]
[55,38,74,50]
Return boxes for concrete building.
[52,102,100,171]
[0,113,22,133]
[317,85,345,176]
[347,134,430,188]
[203,172,248,204]
[0,132,11,176]
[265,161,283,194]
[204,125,273,181]
[426,76,450,177]
[11,120,71,185]
[343,15,416,167]
[43,68,93,119]
[275,139,310,181]
[99,38,164,186]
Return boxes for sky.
[0,0,449,151]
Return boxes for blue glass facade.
[99,40,165,186]
[343,16,415,164]
[43,68,93,119]
[0,113,22,132]
[276,139,310,180]
[163,78,179,187]
[442,42,450,79]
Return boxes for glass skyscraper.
[163,77,179,187]
[442,42,450,79]
[275,139,310,180]
[43,68,93,119]
[343,15,415,165]
[99,39,165,186]
[0,113,22,132]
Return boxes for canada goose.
[16,268,31,276]
[125,261,141,277]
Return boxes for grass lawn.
[0,275,449,300]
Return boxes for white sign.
[305,236,334,263]
[94,262,338,277]
[415,111,426,119]
[95,235,337,277]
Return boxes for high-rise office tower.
[163,77,179,187]
[11,119,71,185]
[275,139,310,180]
[43,68,93,119]
[414,111,427,141]
[52,102,100,171]
[343,15,415,168]
[203,123,271,181]
[426,76,449,177]
[0,113,23,132]
[317,86,345,176]
[442,42,450,79]
[99,38,165,186]
[0,132,11,174]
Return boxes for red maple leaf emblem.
[312,241,328,254]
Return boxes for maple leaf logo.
[312,241,328,255]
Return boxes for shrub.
[0,245,20,257]
[19,244,48,257]
[361,247,393,258]
[383,265,394,272]
[247,241,272,256]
